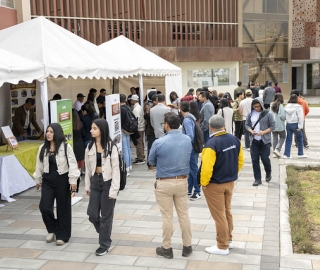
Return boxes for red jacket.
[180,94,194,102]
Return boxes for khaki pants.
[154,178,192,249]
[136,131,145,160]
[203,181,235,249]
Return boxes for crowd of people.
[29,80,310,258]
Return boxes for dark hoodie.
[245,97,275,144]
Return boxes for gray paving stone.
[0,258,47,269]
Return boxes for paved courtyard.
[0,108,320,270]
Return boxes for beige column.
[15,0,31,24]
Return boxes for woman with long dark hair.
[270,93,286,158]
[283,94,307,159]
[217,98,233,134]
[34,123,80,245]
[169,91,180,115]
[189,100,201,123]
[85,119,120,256]
[80,102,98,146]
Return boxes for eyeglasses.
[252,105,261,109]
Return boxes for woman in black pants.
[34,123,80,245]
[85,119,120,256]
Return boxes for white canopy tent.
[99,35,182,102]
[0,17,135,129]
[0,48,44,86]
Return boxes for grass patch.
[286,165,320,254]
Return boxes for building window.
[187,68,236,88]
[0,0,15,8]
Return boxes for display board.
[49,99,73,146]
[10,81,38,135]
[105,94,121,151]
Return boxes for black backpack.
[183,115,204,154]
[109,142,127,191]
[121,105,138,134]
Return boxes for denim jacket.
[84,142,120,199]
[33,143,80,185]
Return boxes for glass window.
[187,69,232,88]
[0,0,15,8]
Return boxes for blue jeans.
[250,139,271,181]
[203,129,210,144]
[188,150,200,195]
[284,123,304,157]
[121,131,132,169]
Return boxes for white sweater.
[284,103,304,129]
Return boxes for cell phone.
[253,132,258,135]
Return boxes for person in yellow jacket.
[200,115,244,255]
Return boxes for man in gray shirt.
[199,91,215,143]
[263,81,275,110]
[150,94,171,139]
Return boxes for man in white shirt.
[73,93,85,111]
[239,89,253,150]
[131,94,146,164]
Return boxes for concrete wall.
[0,6,17,30]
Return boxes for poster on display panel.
[50,99,73,147]
[105,94,121,151]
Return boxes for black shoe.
[156,246,173,259]
[95,247,108,256]
[252,179,262,186]
[182,245,192,257]
[266,175,272,182]
[133,159,146,165]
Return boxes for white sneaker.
[126,172,130,177]
[229,241,233,249]
[273,154,277,158]
[205,245,229,255]
[46,233,55,243]
[283,155,292,159]
[298,155,308,159]
[273,149,281,157]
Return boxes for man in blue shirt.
[180,101,201,201]
[148,112,193,259]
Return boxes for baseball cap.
[131,94,139,101]
[77,93,86,98]
[245,89,252,95]
[268,81,272,85]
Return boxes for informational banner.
[50,99,73,146]
[10,81,37,134]
[105,94,121,151]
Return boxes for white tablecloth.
[0,154,36,202]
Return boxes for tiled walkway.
[0,109,320,270]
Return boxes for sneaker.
[304,145,309,149]
[148,165,156,171]
[46,233,55,243]
[56,240,65,246]
[187,192,192,196]
[298,155,308,159]
[205,245,229,255]
[190,193,201,201]
[156,246,173,259]
[96,247,108,256]
[229,241,233,249]
[182,245,192,257]
[273,149,281,157]
[133,159,146,165]
[252,179,262,186]
[272,153,277,158]
[126,171,130,177]
[283,155,292,159]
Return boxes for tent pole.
[40,79,49,131]
[138,74,144,106]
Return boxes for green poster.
[50,99,73,146]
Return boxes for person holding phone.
[245,98,275,186]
